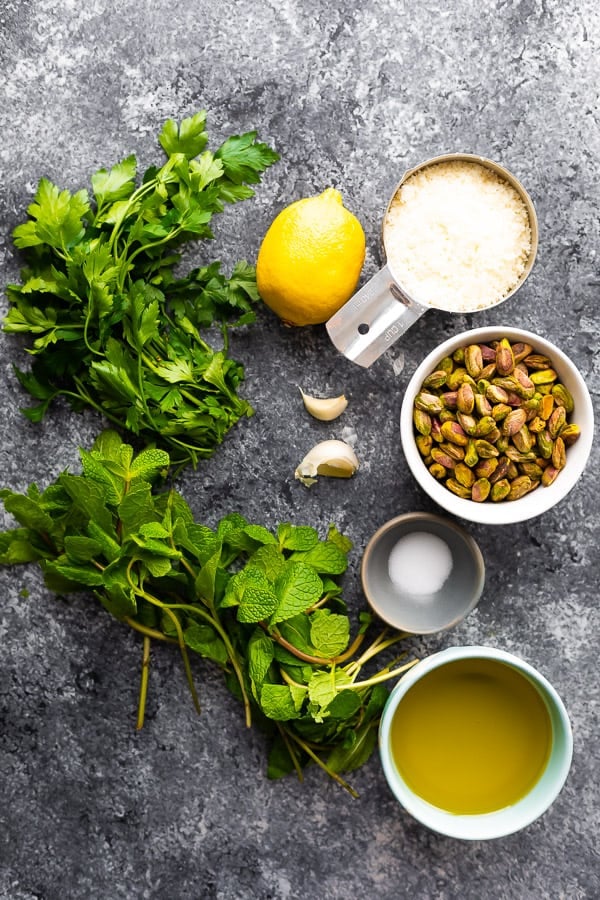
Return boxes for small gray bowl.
[361,512,485,634]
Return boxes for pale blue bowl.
[379,645,573,840]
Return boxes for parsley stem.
[344,631,408,678]
[132,564,252,729]
[125,617,177,643]
[122,228,184,289]
[266,625,365,667]
[126,563,201,716]
[136,635,152,730]
[276,724,304,783]
[285,731,360,799]
[349,658,419,689]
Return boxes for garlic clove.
[299,388,348,421]
[294,439,359,487]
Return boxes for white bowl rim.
[400,326,594,525]
[378,645,574,840]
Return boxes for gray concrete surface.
[0,1,599,898]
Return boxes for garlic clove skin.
[299,388,348,421]
[295,439,359,486]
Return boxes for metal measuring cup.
[326,153,538,368]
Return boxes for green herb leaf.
[259,684,300,721]
[184,623,228,666]
[91,155,137,210]
[277,523,319,551]
[295,540,348,575]
[271,561,323,624]
[0,490,55,534]
[99,583,137,620]
[325,689,362,720]
[0,529,40,564]
[222,567,278,623]
[64,535,105,564]
[309,609,350,658]
[159,111,208,159]
[215,131,280,185]
[45,558,105,587]
[327,721,380,774]
[13,179,89,250]
[247,629,275,697]
[308,670,353,714]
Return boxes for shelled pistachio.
[412,337,581,503]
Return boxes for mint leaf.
[248,544,286,581]
[99,583,137,620]
[296,540,348,575]
[243,524,277,546]
[0,491,54,534]
[0,529,40,564]
[277,614,314,659]
[327,721,379,774]
[327,524,353,554]
[185,524,219,565]
[91,429,125,460]
[364,684,389,722]
[79,448,124,505]
[118,482,158,535]
[309,610,350,658]
[130,448,170,481]
[45,559,105,587]
[138,554,172,579]
[59,474,113,533]
[325,689,362,720]
[86,521,121,562]
[307,670,352,715]
[267,737,296,780]
[247,630,274,696]
[259,684,300,721]
[271,561,323,624]
[64,536,104,565]
[277,523,319,551]
[184,623,228,666]
[221,567,278,623]
[195,543,223,604]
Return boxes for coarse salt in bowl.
[361,512,485,634]
[400,326,594,525]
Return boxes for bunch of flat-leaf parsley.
[4,111,279,468]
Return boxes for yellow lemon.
[256,188,365,326]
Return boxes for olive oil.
[390,658,552,815]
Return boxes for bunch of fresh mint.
[0,431,414,795]
[3,112,279,468]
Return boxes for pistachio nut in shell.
[551,383,574,412]
[472,477,491,502]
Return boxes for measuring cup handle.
[325,265,427,367]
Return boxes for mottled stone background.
[1,1,599,898]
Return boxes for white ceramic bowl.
[400,326,594,525]
[379,646,573,840]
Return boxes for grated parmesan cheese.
[383,160,532,313]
